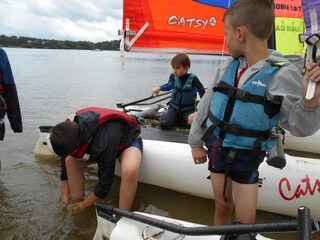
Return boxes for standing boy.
[188,0,320,226]
[50,107,142,212]
[151,53,205,129]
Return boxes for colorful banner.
[122,0,304,55]
[274,0,304,55]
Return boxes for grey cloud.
[0,0,123,42]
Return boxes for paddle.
[116,91,172,110]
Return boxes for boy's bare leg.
[211,172,234,225]
[65,156,89,201]
[118,147,141,210]
[233,182,259,223]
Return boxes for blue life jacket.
[170,73,196,112]
[203,59,287,151]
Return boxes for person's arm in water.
[72,192,99,212]
[60,157,70,203]
[61,180,70,204]
[151,73,174,97]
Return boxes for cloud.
[0,0,123,42]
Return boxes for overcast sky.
[0,0,123,43]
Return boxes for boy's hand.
[303,62,320,108]
[61,195,69,204]
[72,201,86,213]
[188,112,197,125]
[71,192,99,213]
[191,146,207,164]
[151,87,161,97]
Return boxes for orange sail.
[121,0,304,55]
[121,0,232,54]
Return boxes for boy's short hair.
[50,121,79,158]
[171,53,190,68]
[223,0,275,40]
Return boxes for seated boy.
[151,53,205,129]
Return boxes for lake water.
[0,48,301,239]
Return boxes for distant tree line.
[0,35,121,51]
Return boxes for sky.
[0,0,123,43]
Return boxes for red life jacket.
[69,107,140,161]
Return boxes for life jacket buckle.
[226,148,237,164]
[220,122,228,132]
[305,33,320,45]
[229,87,237,99]
[234,89,247,101]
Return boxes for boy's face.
[172,64,189,77]
[224,18,242,58]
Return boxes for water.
[0,48,304,240]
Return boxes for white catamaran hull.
[112,139,320,220]
[284,130,320,154]
[93,211,274,240]
[34,130,320,220]
[34,125,320,157]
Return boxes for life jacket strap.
[174,86,192,93]
[201,117,221,142]
[202,114,271,143]
[213,81,264,104]
[223,148,237,202]
[171,102,194,108]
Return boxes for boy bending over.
[50,107,142,212]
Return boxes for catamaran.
[34,0,320,239]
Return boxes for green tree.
[0,35,121,51]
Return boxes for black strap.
[312,45,318,62]
[202,114,271,142]
[174,86,192,93]
[250,136,264,170]
[178,102,194,108]
[213,81,264,104]
[201,117,221,142]
[223,148,237,202]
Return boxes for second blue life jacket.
[202,59,287,151]
[170,73,197,112]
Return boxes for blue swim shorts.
[130,137,143,152]
[206,136,265,184]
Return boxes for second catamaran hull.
[114,139,320,220]
[34,127,320,219]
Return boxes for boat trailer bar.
[95,202,319,239]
